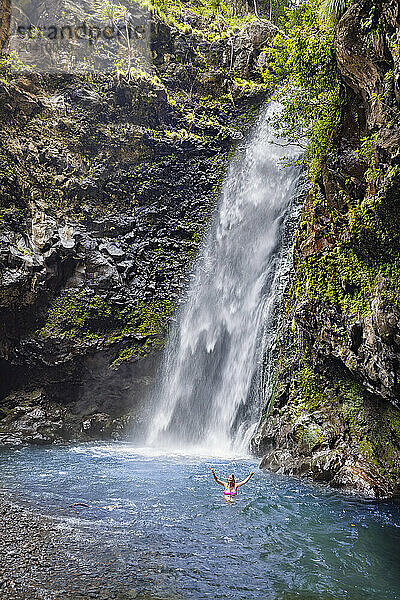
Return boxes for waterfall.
[146,102,303,455]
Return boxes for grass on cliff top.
[134,0,296,40]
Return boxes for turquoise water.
[1,442,399,599]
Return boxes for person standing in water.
[210,468,254,500]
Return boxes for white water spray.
[147,103,303,455]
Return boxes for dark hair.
[228,474,235,485]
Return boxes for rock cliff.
[0,4,273,443]
[253,0,400,499]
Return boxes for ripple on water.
[0,442,399,600]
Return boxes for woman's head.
[227,474,235,487]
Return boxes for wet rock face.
[253,388,400,499]
[254,0,400,498]
[335,0,400,128]
[296,295,400,409]
[0,348,160,443]
[292,0,400,414]
[0,123,216,441]
[230,20,277,78]
[152,18,276,86]
[0,14,267,443]
[252,330,400,500]
[259,449,396,499]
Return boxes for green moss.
[297,423,325,450]
[325,375,399,481]
[347,165,400,249]
[111,336,165,367]
[385,407,400,438]
[132,299,175,337]
[290,360,325,416]
[0,51,33,83]
[357,404,400,482]
[37,290,174,349]
[295,233,400,321]
[338,379,366,430]
[231,78,268,98]
[297,246,375,316]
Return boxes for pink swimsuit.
[224,489,237,496]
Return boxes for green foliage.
[383,69,395,98]
[121,65,164,87]
[95,0,129,21]
[232,77,268,97]
[138,0,260,39]
[0,51,32,82]
[263,0,342,179]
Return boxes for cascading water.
[147,102,303,455]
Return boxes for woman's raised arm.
[210,468,226,486]
[236,472,255,488]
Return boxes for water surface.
[1,443,399,599]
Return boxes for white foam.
[69,442,252,462]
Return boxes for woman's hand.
[210,468,225,486]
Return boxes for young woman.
[210,468,254,500]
